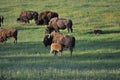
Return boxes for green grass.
[0,0,120,80]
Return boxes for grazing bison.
[43,32,75,56]
[17,11,38,24]
[93,29,103,34]
[0,15,4,27]
[46,17,73,33]
[50,43,63,56]
[36,11,59,25]
[0,28,18,43]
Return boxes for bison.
[0,15,4,27]
[43,32,75,56]
[17,11,38,24]
[36,11,59,25]
[0,28,18,43]
[93,29,103,34]
[50,43,63,56]
[46,17,73,33]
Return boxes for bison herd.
[0,10,75,57]
[17,11,59,25]
[0,10,104,56]
[43,32,75,56]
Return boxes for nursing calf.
[50,43,63,56]
[43,32,75,56]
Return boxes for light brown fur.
[50,43,63,56]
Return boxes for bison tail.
[14,29,18,39]
[72,37,75,48]
[69,20,73,32]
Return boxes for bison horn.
[48,34,51,38]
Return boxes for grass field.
[0,0,120,80]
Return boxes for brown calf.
[50,43,63,56]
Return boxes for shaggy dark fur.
[17,11,38,24]
[94,29,103,34]
[43,32,75,56]
[36,11,59,25]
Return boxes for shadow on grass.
[15,26,41,31]
[87,30,120,34]
[0,39,119,57]
[0,41,49,55]
[0,34,120,80]
[102,30,120,34]
[76,39,120,52]
[0,51,119,72]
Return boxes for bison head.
[43,34,53,47]
[16,18,24,23]
[35,19,44,25]
[16,18,21,22]
[45,26,54,34]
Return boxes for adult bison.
[17,11,38,24]
[0,15,4,27]
[36,11,59,25]
[46,17,73,33]
[43,32,75,56]
[0,28,18,43]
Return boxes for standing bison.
[43,32,75,56]
[17,11,38,24]
[0,28,18,43]
[50,43,63,56]
[0,15,4,27]
[46,17,73,33]
[36,11,59,25]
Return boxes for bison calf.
[0,28,18,43]
[50,43,63,56]
[43,32,75,56]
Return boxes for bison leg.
[54,27,59,32]
[54,51,58,56]
[67,26,73,33]
[27,20,30,23]
[67,27,70,32]
[50,49,53,54]
[70,47,73,57]
[70,27,73,32]
[58,52,62,56]
[43,19,48,25]
[25,20,29,24]
[1,16,4,24]
[13,36,17,43]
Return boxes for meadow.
[0,0,120,80]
